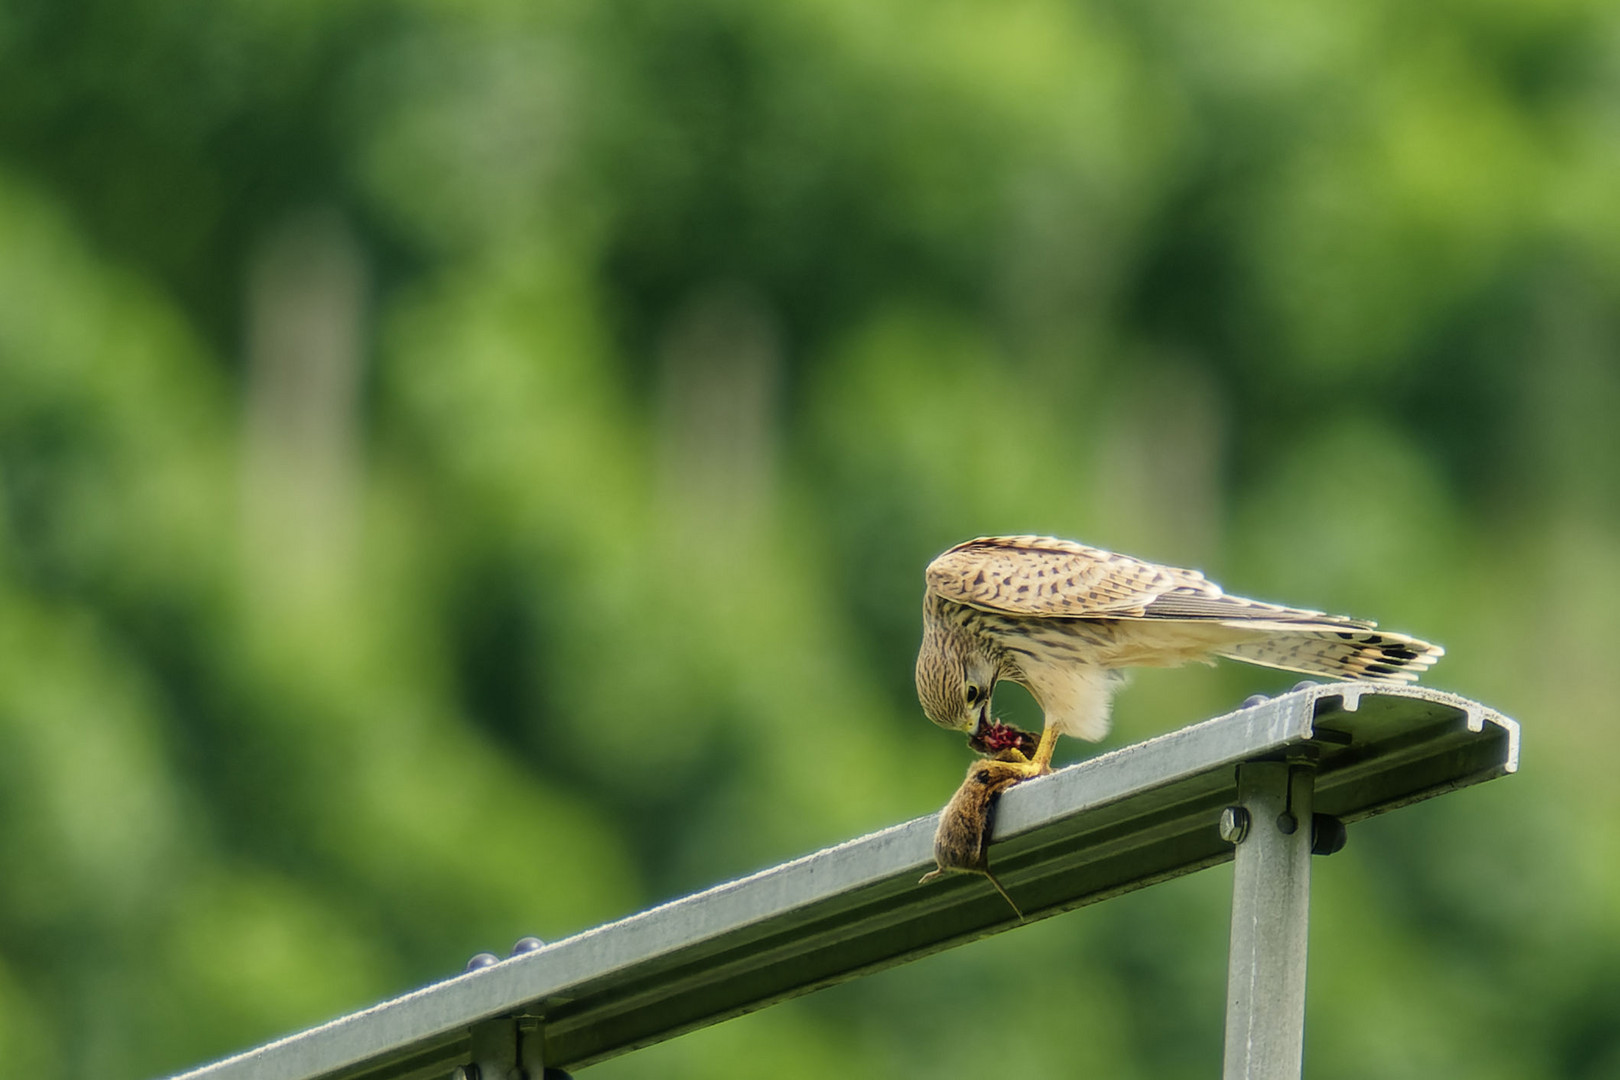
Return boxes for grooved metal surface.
[166,684,1518,1080]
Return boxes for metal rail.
[166,684,1518,1080]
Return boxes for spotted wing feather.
[1214,629,1444,683]
[925,535,1217,617]
[926,535,1444,683]
[928,536,1371,625]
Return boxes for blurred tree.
[1,0,1618,1076]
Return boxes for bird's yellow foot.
[967,718,1062,777]
[996,755,1051,778]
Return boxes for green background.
[1,0,1615,1076]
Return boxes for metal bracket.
[454,1017,559,1080]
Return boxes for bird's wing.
[925,535,1372,626]
[926,535,1211,617]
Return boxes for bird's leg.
[965,718,1058,775]
[1004,724,1060,777]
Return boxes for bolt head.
[1218,806,1250,844]
[1311,813,1348,856]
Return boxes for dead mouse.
[918,757,1029,919]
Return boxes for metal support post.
[458,1017,555,1080]
[1221,760,1315,1080]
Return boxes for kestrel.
[916,535,1444,778]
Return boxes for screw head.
[1218,806,1250,844]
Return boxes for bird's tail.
[1212,622,1443,684]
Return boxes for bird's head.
[916,627,999,736]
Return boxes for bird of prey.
[916,534,1444,779]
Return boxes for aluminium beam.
[166,683,1518,1080]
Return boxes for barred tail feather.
[1214,627,1444,684]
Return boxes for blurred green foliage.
[1,0,1617,1076]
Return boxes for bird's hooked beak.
[969,695,995,739]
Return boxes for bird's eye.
[965,684,981,705]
